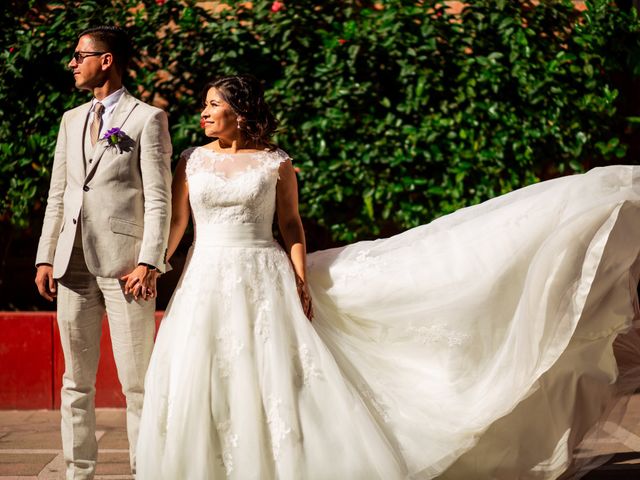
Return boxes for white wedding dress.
[136,147,640,480]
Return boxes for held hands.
[295,274,314,322]
[121,265,159,301]
[35,264,57,301]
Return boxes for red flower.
[9,47,15,53]
[155,0,166,5]
[338,39,347,45]
[271,1,284,12]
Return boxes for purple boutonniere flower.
[102,127,126,147]
[99,128,135,154]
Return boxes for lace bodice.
[184,147,289,227]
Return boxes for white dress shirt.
[89,87,125,139]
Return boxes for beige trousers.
[57,246,155,480]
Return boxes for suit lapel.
[85,90,139,181]
[69,102,92,178]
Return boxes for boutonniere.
[102,127,126,147]
[101,128,134,153]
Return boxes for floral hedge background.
[1,0,639,308]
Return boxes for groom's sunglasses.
[72,51,106,63]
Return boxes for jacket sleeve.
[137,108,172,273]
[35,113,68,267]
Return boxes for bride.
[136,74,640,479]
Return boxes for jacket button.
[83,185,89,192]
[88,159,92,164]
[73,219,77,224]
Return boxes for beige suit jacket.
[35,90,172,278]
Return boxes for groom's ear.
[101,52,114,71]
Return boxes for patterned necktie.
[90,102,105,146]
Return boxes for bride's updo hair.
[202,74,278,147]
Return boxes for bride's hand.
[295,274,314,322]
[131,270,160,301]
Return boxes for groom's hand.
[35,264,57,301]
[121,264,158,301]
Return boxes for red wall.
[0,311,163,409]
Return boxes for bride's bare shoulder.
[179,146,200,162]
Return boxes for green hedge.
[1,0,639,244]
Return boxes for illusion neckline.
[198,146,273,157]
[189,147,280,183]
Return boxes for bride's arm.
[141,155,190,297]
[165,155,191,264]
[276,158,313,320]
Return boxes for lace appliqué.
[266,396,291,461]
[254,299,272,343]
[358,382,391,422]
[184,147,289,225]
[408,324,471,347]
[294,343,322,387]
[157,394,169,437]
[343,248,388,280]
[215,327,244,378]
[184,147,289,178]
[213,249,285,336]
[216,273,243,317]
[244,251,287,343]
[217,419,238,475]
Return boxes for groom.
[34,26,171,479]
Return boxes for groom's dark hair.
[79,25,132,76]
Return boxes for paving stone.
[0,431,61,450]
[0,476,38,480]
[0,411,33,426]
[98,429,129,450]
[37,452,65,480]
[95,452,132,475]
[24,412,59,424]
[95,410,126,428]
[0,453,56,475]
